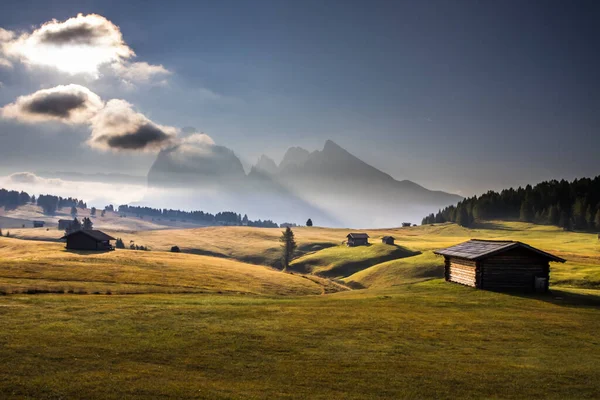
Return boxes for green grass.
[290,243,418,278]
[0,283,599,399]
[1,220,600,398]
[344,251,444,288]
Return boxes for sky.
[0,0,598,196]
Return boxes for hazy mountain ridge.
[147,139,462,227]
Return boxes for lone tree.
[306,218,313,227]
[70,206,78,217]
[279,227,297,271]
[90,207,96,216]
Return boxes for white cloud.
[88,99,177,151]
[0,14,170,83]
[0,84,104,124]
[111,61,171,84]
[1,172,147,207]
[9,171,63,186]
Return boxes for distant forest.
[0,187,281,228]
[0,189,86,213]
[422,176,600,232]
[117,205,278,228]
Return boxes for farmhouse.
[61,230,116,251]
[381,236,395,245]
[434,239,565,292]
[347,233,369,247]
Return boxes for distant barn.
[33,221,45,228]
[58,219,72,230]
[61,230,116,251]
[401,222,411,227]
[381,236,395,245]
[434,239,565,292]
[346,233,369,247]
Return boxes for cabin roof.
[382,236,395,240]
[434,239,565,263]
[347,233,369,239]
[61,229,116,242]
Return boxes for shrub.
[171,245,181,253]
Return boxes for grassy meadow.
[0,218,599,398]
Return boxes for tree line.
[117,205,278,227]
[0,186,293,228]
[421,176,600,231]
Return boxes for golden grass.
[0,237,339,296]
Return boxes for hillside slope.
[0,237,343,296]
[290,243,418,278]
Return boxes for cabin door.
[534,277,547,292]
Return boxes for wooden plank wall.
[480,248,549,291]
[446,258,478,287]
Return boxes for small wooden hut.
[61,230,116,251]
[346,233,369,247]
[381,236,395,245]
[434,239,565,292]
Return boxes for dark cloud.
[105,123,173,150]
[88,99,177,152]
[24,91,88,118]
[1,84,103,123]
[38,23,113,46]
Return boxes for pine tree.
[115,238,125,249]
[101,209,106,217]
[66,218,81,234]
[519,198,534,222]
[279,227,297,271]
[82,217,93,230]
[0,228,2,237]
[595,209,600,231]
[456,207,470,227]
[5,231,9,238]
[306,218,313,227]
[70,206,78,217]
[90,207,96,216]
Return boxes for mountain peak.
[255,154,278,174]
[279,146,311,170]
[322,139,347,154]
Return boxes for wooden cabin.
[381,236,395,245]
[61,230,116,251]
[346,233,369,247]
[434,239,565,292]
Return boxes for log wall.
[480,248,549,292]
[445,257,478,287]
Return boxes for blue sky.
[0,0,598,195]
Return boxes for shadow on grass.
[501,288,600,308]
[63,249,114,255]
[471,221,520,231]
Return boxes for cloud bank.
[1,85,180,152]
[0,84,103,124]
[89,99,177,151]
[0,14,169,83]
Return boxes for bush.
[171,245,181,253]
